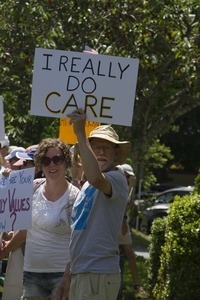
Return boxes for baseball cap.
[16,148,37,161]
[120,164,135,176]
[5,147,25,160]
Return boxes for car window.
[168,191,190,203]
[155,190,191,204]
[156,192,173,203]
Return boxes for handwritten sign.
[0,168,35,232]
[30,48,139,126]
[59,118,100,144]
[0,96,5,140]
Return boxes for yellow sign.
[59,118,100,145]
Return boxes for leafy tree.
[142,139,173,189]
[0,0,199,183]
[161,106,200,173]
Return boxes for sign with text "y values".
[0,168,35,232]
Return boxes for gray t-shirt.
[70,169,128,274]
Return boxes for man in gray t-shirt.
[57,108,131,300]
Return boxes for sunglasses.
[41,154,64,166]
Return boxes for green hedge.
[148,216,167,296]
[150,192,200,300]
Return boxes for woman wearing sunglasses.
[1,138,79,299]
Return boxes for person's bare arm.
[0,230,27,260]
[67,108,112,195]
[121,217,129,236]
[56,262,71,300]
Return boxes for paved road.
[133,245,149,259]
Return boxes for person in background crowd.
[117,164,145,298]
[0,135,10,168]
[15,147,38,168]
[13,146,44,178]
[0,148,11,278]
[69,144,84,188]
[57,108,131,300]
[1,146,36,300]
[4,146,25,170]
[0,151,5,274]
[0,138,79,299]
[0,151,5,173]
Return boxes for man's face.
[90,138,119,172]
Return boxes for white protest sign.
[30,48,139,126]
[0,167,35,232]
[0,96,5,140]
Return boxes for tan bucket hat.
[88,125,131,164]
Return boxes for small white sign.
[0,96,5,140]
[30,48,139,126]
[0,168,35,232]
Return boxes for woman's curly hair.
[34,138,72,171]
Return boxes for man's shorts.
[70,273,121,300]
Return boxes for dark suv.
[140,186,194,234]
